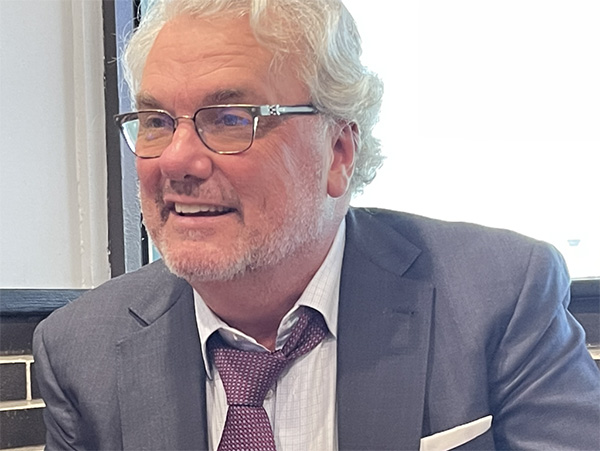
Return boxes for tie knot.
[208,308,328,407]
[211,348,287,406]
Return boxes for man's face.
[136,14,341,282]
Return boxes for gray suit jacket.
[34,208,600,450]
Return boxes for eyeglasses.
[114,104,319,158]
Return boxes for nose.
[158,120,214,181]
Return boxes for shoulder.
[348,206,541,248]
[346,207,564,278]
[34,260,189,352]
[345,207,569,325]
[43,260,180,318]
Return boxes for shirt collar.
[193,218,346,378]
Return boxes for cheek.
[249,139,327,219]
[236,152,291,218]
[222,144,301,229]
[250,141,306,200]
[258,123,328,186]
[136,160,162,196]
[136,161,165,226]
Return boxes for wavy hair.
[123,0,384,194]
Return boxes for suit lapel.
[337,209,435,450]
[116,271,208,450]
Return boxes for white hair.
[123,0,384,194]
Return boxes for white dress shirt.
[193,219,346,451]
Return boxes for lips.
[173,203,235,217]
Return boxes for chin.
[155,224,322,284]
[157,241,249,282]
[165,258,248,283]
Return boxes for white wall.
[0,0,110,289]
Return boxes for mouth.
[172,203,236,217]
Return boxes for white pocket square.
[419,415,493,451]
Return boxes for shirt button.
[265,388,274,400]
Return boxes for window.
[345,0,600,279]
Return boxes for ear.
[327,121,357,198]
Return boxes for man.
[34,0,599,450]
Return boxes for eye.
[215,109,252,127]
[140,112,171,129]
[137,112,173,142]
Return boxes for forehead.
[139,14,308,110]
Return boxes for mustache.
[166,178,202,197]
[152,177,241,211]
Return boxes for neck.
[192,231,338,350]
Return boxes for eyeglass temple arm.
[258,105,318,116]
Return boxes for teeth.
[174,203,230,214]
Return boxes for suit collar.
[125,260,190,326]
[344,208,422,276]
[337,208,434,450]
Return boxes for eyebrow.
[135,93,162,109]
[135,89,260,110]
[206,89,252,104]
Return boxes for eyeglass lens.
[120,108,256,157]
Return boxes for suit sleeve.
[489,241,600,450]
[33,321,79,450]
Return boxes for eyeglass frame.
[114,104,319,158]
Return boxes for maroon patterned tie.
[208,308,328,451]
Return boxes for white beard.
[145,164,334,283]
